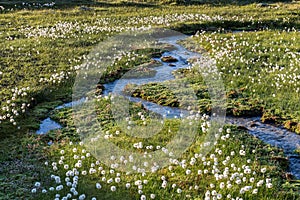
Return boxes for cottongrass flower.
[111,186,116,192]
[34,182,41,187]
[56,185,63,191]
[96,183,102,189]
[186,169,191,175]
[257,180,264,187]
[79,194,86,200]
[252,188,258,194]
[261,168,267,173]
[161,180,167,188]
[266,183,273,188]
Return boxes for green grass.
[130,29,300,133]
[0,1,299,134]
[186,30,300,131]
[30,97,300,199]
[0,1,299,199]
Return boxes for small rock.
[95,84,105,95]
[168,63,176,67]
[271,156,288,162]
[249,122,258,127]
[284,172,293,180]
[237,126,248,131]
[161,56,178,63]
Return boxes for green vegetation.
[30,97,300,199]
[0,1,299,199]
[128,30,300,132]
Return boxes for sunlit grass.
[133,30,300,132]
[0,1,299,199]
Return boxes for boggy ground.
[31,96,300,199]
[125,30,300,134]
[0,1,299,199]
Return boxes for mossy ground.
[30,97,300,199]
[129,29,300,133]
[0,1,299,199]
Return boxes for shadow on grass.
[1,0,295,10]
[0,0,158,10]
[178,0,293,6]
[172,19,300,35]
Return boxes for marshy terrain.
[0,1,299,199]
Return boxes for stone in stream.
[249,122,259,127]
[285,172,294,181]
[168,63,176,67]
[237,125,249,131]
[96,84,105,95]
[161,56,178,63]
[270,156,288,163]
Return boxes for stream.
[36,35,300,179]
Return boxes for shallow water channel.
[37,35,300,179]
